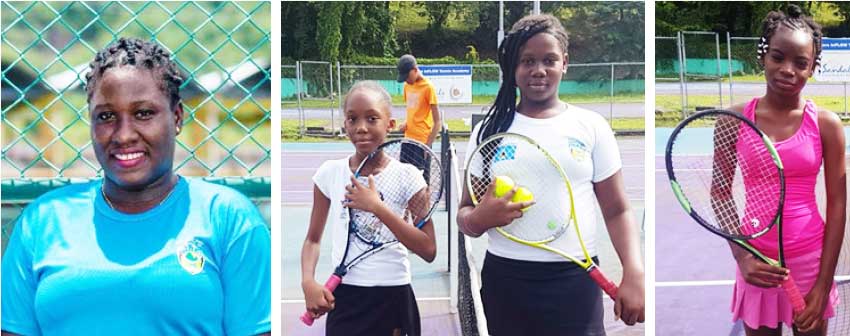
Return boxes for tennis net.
[445,132,489,336]
[824,222,849,336]
[781,183,850,336]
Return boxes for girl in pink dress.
[728,5,845,336]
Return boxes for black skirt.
[326,283,421,336]
[480,252,606,336]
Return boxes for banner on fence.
[815,37,850,82]
[419,65,472,104]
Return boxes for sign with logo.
[814,38,850,82]
[419,65,473,104]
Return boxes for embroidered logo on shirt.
[568,138,590,162]
[494,144,516,162]
[177,239,206,275]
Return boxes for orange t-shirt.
[403,78,437,143]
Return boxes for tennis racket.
[465,132,618,299]
[665,109,805,315]
[300,138,444,326]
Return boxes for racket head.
[465,132,571,243]
[665,109,785,241]
[349,139,443,245]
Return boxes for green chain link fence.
[1,1,272,252]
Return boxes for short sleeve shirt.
[313,157,427,286]
[403,78,438,143]
[464,104,622,261]
[1,177,271,335]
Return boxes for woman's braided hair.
[85,37,183,108]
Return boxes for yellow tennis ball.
[512,186,534,211]
[493,175,515,197]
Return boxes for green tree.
[282,2,319,61]
[283,2,397,62]
[316,2,343,62]
[340,2,398,59]
[417,1,458,35]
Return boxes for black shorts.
[480,252,606,336]
[326,283,421,336]
[400,141,431,182]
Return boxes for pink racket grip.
[299,275,342,326]
[781,275,806,316]
[588,267,618,300]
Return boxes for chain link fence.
[2,1,272,250]
[282,61,644,136]
[656,32,850,119]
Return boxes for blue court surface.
[282,137,646,336]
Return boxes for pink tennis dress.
[730,98,839,329]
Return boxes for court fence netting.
[2,1,272,253]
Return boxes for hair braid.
[85,37,184,108]
[477,14,569,145]
[757,4,823,69]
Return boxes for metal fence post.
[715,32,723,108]
[328,62,335,137]
[337,61,343,136]
[727,32,734,105]
[677,31,686,118]
[609,63,615,123]
[297,61,305,136]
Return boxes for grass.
[658,73,839,84]
[282,117,644,142]
[283,93,644,109]
[655,94,850,127]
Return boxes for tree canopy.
[656,1,850,37]
[282,1,644,64]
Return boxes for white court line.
[657,275,850,288]
[281,297,451,304]
[656,280,734,287]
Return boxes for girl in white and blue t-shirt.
[457,14,645,335]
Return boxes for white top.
[313,157,426,286]
[464,104,622,261]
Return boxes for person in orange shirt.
[396,54,442,181]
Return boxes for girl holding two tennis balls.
[493,175,534,208]
[457,14,644,335]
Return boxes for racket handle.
[299,275,343,326]
[781,275,806,315]
[588,267,618,300]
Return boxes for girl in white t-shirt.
[301,81,437,336]
[457,14,645,335]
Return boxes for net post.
[440,123,458,314]
[442,123,451,271]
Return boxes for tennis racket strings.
[467,134,570,242]
[667,112,783,240]
[350,140,444,243]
